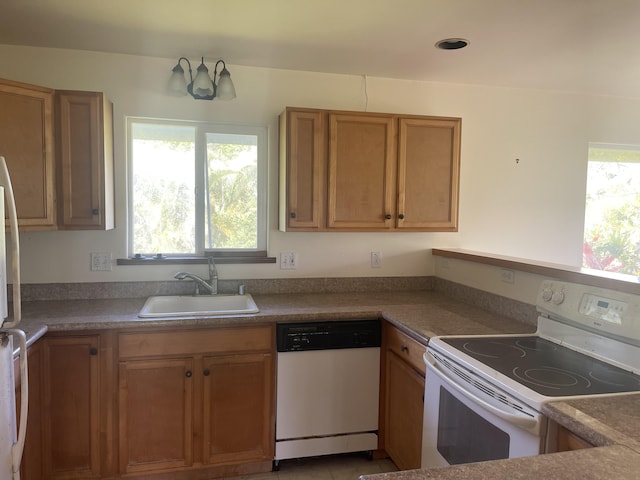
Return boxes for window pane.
[131,123,196,254]
[204,133,258,249]
[583,145,640,275]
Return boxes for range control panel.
[537,280,640,342]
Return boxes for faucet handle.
[207,256,218,279]
[238,284,245,295]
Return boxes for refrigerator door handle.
[0,157,20,328]
[4,329,27,475]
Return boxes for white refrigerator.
[0,155,27,480]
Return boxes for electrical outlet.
[280,252,298,270]
[371,251,382,268]
[501,269,515,284]
[91,252,112,272]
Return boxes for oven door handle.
[425,351,539,432]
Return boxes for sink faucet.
[174,257,218,295]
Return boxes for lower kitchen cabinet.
[117,325,275,477]
[382,323,427,470]
[118,357,195,473]
[42,334,102,479]
[203,353,273,465]
[555,425,593,451]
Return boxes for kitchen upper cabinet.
[397,117,460,230]
[117,326,275,477]
[0,77,115,231]
[279,107,461,232]
[42,335,102,479]
[279,108,326,231]
[328,113,396,230]
[382,322,426,470]
[56,91,115,230]
[0,78,56,229]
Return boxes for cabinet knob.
[398,214,405,220]
[290,212,297,219]
[385,214,392,220]
[401,344,409,353]
[185,371,193,378]
[92,208,99,215]
[89,347,98,356]
[203,369,210,376]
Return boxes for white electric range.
[422,280,640,467]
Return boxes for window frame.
[126,117,269,258]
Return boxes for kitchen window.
[127,119,267,258]
[583,143,640,276]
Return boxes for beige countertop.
[16,290,536,345]
[359,445,640,480]
[542,394,640,451]
[360,392,640,480]
[15,289,639,479]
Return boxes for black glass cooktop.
[442,336,640,397]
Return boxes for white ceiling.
[2,0,640,98]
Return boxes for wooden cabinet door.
[0,78,56,229]
[202,353,274,465]
[279,108,326,231]
[43,335,101,479]
[556,426,592,451]
[385,349,425,470]
[56,90,114,230]
[397,117,460,231]
[328,113,396,230]
[118,357,194,474]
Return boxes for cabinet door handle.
[92,208,99,215]
[385,214,392,220]
[290,212,297,219]
[203,369,210,376]
[89,347,98,356]
[398,214,405,220]
[401,344,409,353]
[185,371,193,378]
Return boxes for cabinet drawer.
[119,326,273,359]
[385,323,426,375]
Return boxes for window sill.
[117,254,276,266]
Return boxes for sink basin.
[138,294,259,318]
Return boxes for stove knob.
[551,290,565,305]
[542,288,553,302]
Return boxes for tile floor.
[230,453,398,479]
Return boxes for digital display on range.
[597,300,609,309]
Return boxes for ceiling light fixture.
[435,38,470,50]
[167,57,236,100]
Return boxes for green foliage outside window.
[583,147,640,276]
[131,123,260,255]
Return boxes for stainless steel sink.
[138,294,259,318]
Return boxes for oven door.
[421,349,546,468]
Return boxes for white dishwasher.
[274,319,381,468]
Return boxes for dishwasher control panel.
[276,319,381,352]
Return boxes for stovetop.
[441,335,640,397]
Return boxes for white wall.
[1,44,640,284]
